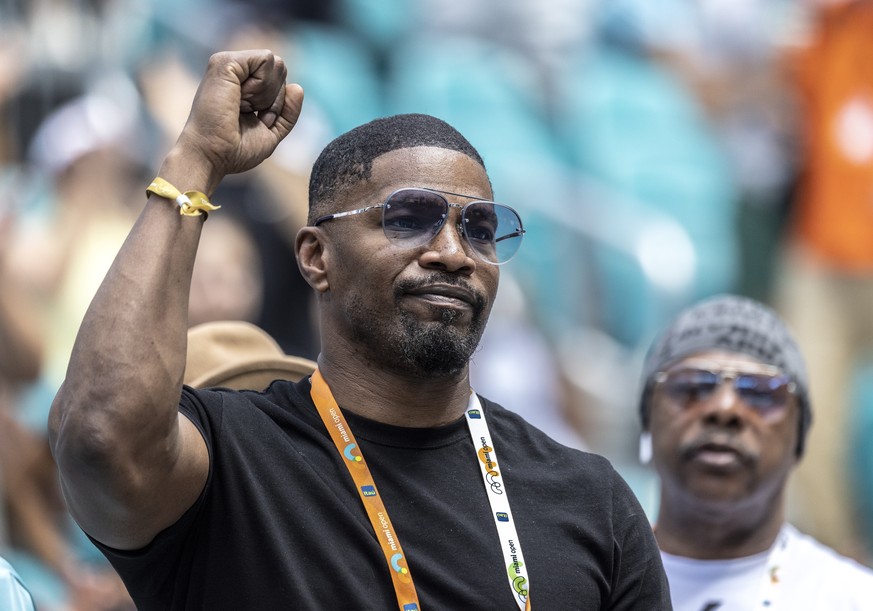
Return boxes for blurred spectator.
[188,214,264,329]
[184,320,316,390]
[0,555,36,611]
[0,36,145,603]
[1,174,133,609]
[8,88,146,391]
[0,188,43,392]
[639,294,873,609]
[773,0,873,560]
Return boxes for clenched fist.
[165,49,305,195]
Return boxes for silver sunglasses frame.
[313,187,525,265]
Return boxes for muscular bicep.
[60,412,209,551]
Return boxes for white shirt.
[661,524,873,610]
[0,557,35,611]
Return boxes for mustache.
[678,433,755,465]
[395,274,488,310]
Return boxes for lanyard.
[465,396,532,611]
[309,369,531,611]
[310,370,419,611]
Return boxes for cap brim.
[187,355,316,390]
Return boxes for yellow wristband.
[146,177,221,217]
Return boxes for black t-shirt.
[94,378,670,610]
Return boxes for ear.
[296,226,330,293]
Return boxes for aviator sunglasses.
[313,187,526,265]
[653,365,796,420]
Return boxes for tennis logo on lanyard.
[343,442,362,462]
[507,554,529,602]
[477,440,503,494]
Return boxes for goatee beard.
[348,276,489,377]
[394,305,485,376]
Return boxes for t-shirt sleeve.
[606,467,673,610]
[87,387,220,608]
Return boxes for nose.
[701,382,746,430]
[418,213,477,274]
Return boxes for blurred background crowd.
[2,0,873,607]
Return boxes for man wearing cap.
[48,49,669,609]
[638,294,873,610]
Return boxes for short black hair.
[307,113,487,224]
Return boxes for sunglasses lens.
[463,202,524,264]
[663,370,719,404]
[736,374,792,415]
[661,368,793,419]
[381,189,524,264]
[383,190,447,246]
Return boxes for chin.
[684,480,754,508]
[396,313,483,373]
[397,341,472,377]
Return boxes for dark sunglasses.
[653,366,796,420]
[313,187,525,265]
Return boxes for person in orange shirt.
[775,0,873,561]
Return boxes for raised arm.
[48,50,303,550]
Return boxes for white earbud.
[638,431,653,464]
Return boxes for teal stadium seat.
[334,0,413,57]
[384,34,557,177]
[553,46,740,347]
[383,34,595,335]
[288,21,385,136]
